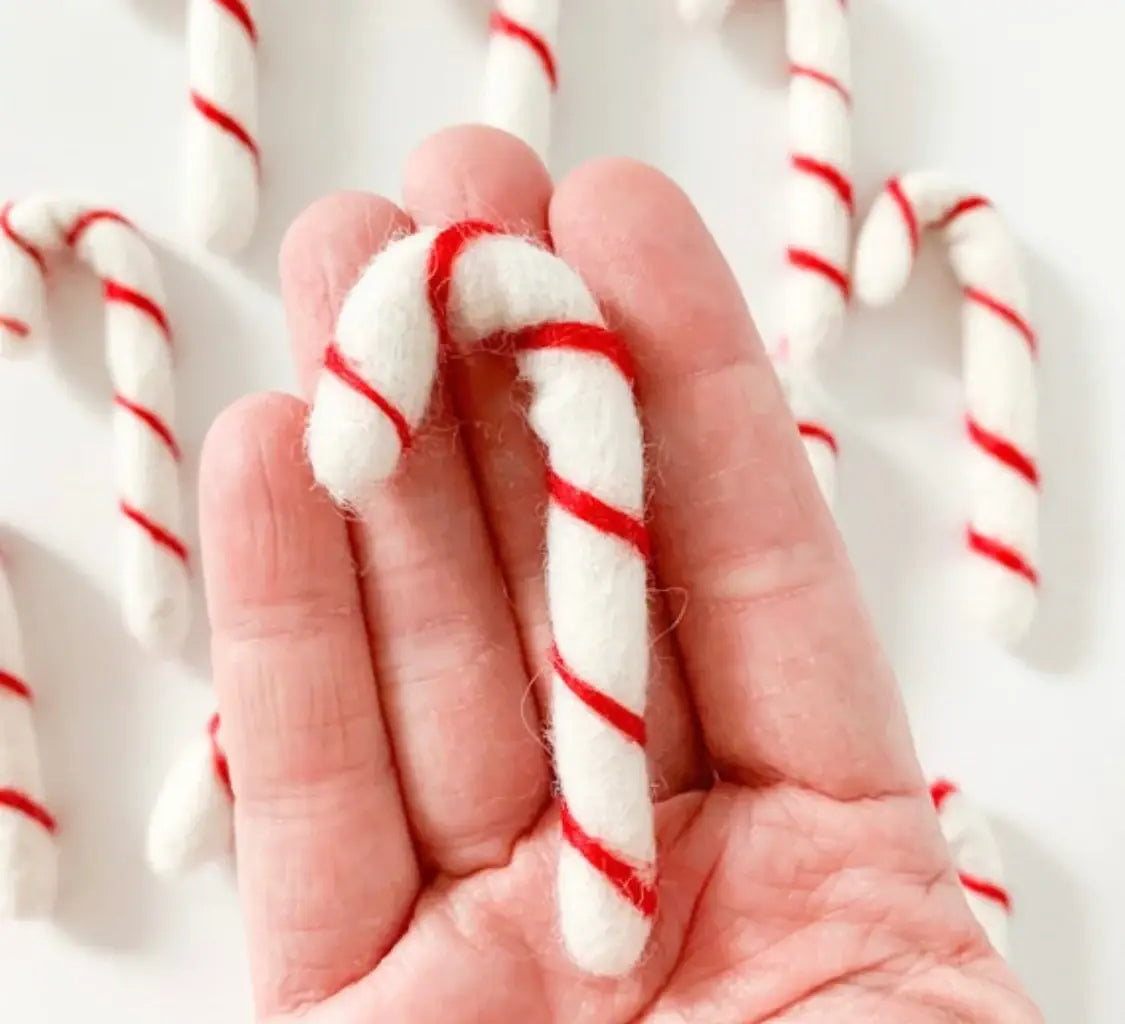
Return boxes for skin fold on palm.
[201,126,1042,1023]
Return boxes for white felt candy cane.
[931,779,1011,958]
[147,712,233,877]
[0,552,57,919]
[186,0,260,254]
[307,222,655,978]
[482,0,560,163]
[855,174,1038,646]
[0,197,190,653]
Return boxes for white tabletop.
[0,1,1119,1020]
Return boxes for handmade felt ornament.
[854,174,1038,647]
[483,0,560,163]
[186,0,260,254]
[0,198,190,652]
[0,554,56,920]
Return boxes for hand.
[201,127,1041,1023]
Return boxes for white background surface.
[0,1,1119,1020]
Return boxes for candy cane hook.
[0,552,57,919]
[185,0,260,254]
[931,780,1011,958]
[855,173,1038,646]
[482,0,560,163]
[0,197,191,653]
[307,223,655,978]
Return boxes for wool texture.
[0,553,57,919]
[147,712,233,877]
[931,779,1011,958]
[0,197,190,653]
[854,173,1038,647]
[483,0,560,163]
[307,222,656,978]
[186,0,260,254]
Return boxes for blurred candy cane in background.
[855,173,1038,647]
[482,0,560,163]
[185,0,260,254]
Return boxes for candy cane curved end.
[308,223,656,977]
[677,0,735,27]
[0,197,191,653]
[855,174,1038,646]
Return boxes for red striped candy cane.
[855,174,1038,646]
[186,0,260,254]
[0,551,57,919]
[147,712,234,876]
[931,779,1011,958]
[307,223,655,978]
[0,197,190,653]
[483,0,560,163]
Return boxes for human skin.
[202,126,1042,1023]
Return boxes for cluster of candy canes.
[482,0,560,163]
[185,0,260,254]
[855,173,1038,647]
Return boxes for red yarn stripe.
[323,342,413,453]
[559,802,656,918]
[208,713,233,799]
[489,11,558,89]
[114,395,181,460]
[551,645,646,745]
[963,287,1037,355]
[958,871,1012,912]
[427,221,502,359]
[103,280,172,342]
[513,321,637,389]
[190,92,260,166]
[967,418,1038,487]
[788,63,851,106]
[0,671,31,701]
[0,788,56,834]
[120,502,189,564]
[213,0,257,42]
[792,155,854,215]
[967,529,1038,585]
[1,202,47,276]
[788,248,851,300]
[887,178,920,255]
[547,469,650,559]
[64,209,134,249]
[0,316,29,338]
[930,778,958,811]
[798,421,839,455]
[936,196,990,230]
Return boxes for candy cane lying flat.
[931,779,1011,958]
[0,197,190,653]
[307,222,655,978]
[0,554,57,919]
[186,0,260,254]
[855,174,1038,646]
[147,713,234,877]
[482,0,560,163]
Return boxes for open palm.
[201,127,1040,1023]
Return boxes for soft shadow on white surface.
[720,0,788,87]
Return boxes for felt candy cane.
[185,0,260,254]
[307,222,655,978]
[0,197,190,653]
[931,779,1011,958]
[147,712,234,877]
[482,0,560,163]
[855,174,1038,646]
[0,553,57,919]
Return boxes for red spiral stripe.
[798,420,839,456]
[0,788,56,835]
[0,670,31,701]
[559,802,656,918]
[490,10,558,89]
[208,713,233,800]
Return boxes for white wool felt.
[307,227,656,978]
[0,197,190,653]
[0,558,57,919]
[855,173,1038,647]
[483,0,559,163]
[783,366,837,508]
[185,0,259,254]
[147,722,233,877]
